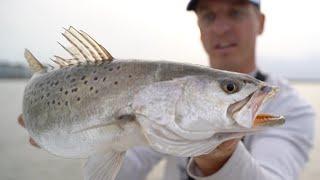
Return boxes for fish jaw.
[230,84,285,129]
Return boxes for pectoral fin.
[84,151,125,180]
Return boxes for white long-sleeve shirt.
[116,73,316,180]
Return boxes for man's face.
[196,0,265,72]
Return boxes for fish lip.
[228,85,284,128]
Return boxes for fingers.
[196,139,240,159]
[17,114,41,148]
[216,139,239,151]
[18,114,25,128]
[29,137,40,148]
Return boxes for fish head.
[172,70,285,138]
[197,70,285,136]
[132,69,285,145]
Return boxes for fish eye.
[221,80,240,94]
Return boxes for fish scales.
[22,27,285,180]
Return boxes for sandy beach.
[0,80,319,180]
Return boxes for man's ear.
[258,13,265,35]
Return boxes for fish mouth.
[228,85,285,129]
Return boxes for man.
[117,0,315,179]
[19,0,315,179]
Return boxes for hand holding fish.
[21,27,284,180]
[193,139,239,176]
[18,114,40,148]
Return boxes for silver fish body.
[23,59,254,156]
[22,27,285,180]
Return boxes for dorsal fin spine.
[57,41,79,60]
[68,27,100,62]
[61,32,87,61]
[79,30,113,60]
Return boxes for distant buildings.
[0,61,31,78]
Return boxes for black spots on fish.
[60,87,63,92]
[40,95,44,100]
[77,97,81,101]
[71,88,78,93]
[108,66,120,71]
[103,77,106,82]
[46,93,50,97]
[81,76,86,80]
[70,78,76,83]
[93,70,97,74]
[90,86,94,91]
[128,75,132,78]
[47,102,50,106]
[50,81,59,87]
[84,80,88,85]
[93,77,98,81]
[57,102,61,106]
[65,101,68,106]
[114,81,118,85]
[95,90,99,94]
[65,90,69,95]
[52,100,55,104]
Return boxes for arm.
[187,87,315,180]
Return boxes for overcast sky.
[1,0,319,78]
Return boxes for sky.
[0,0,319,79]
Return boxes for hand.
[194,139,239,176]
[17,114,40,148]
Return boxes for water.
[0,80,319,180]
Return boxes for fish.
[22,26,285,180]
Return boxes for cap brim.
[187,0,198,11]
[187,0,260,11]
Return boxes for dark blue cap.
[187,0,260,11]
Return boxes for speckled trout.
[22,27,284,180]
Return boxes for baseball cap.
[187,0,260,11]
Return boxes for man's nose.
[211,18,232,35]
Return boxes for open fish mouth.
[228,85,285,128]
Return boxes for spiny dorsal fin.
[79,29,113,60]
[24,49,45,73]
[52,26,113,67]
[54,55,79,66]
[68,27,101,62]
